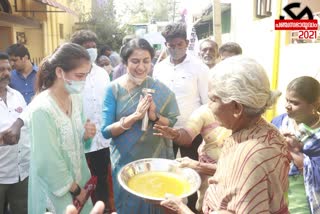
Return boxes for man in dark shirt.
[6,44,38,104]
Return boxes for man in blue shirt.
[6,44,38,104]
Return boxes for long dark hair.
[36,43,90,93]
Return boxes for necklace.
[125,82,136,106]
[125,75,148,106]
[50,91,72,116]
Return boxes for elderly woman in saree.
[101,38,179,214]
[154,103,231,212]
[272,76,320,214]
[161,56,291,214]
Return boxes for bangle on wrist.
[70,184,81,197]
[120,117,131,130]
[152,112,161,123]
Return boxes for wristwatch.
[153,112,161,123]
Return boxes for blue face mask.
[62,72,85,94]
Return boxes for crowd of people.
[0,22,319,214]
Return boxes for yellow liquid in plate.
[127,171,191,198]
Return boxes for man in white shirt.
[153,23,209,211]
[70,30,112,210]
[0,52,29,214]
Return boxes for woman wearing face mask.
[101,38,179,214]
[27,43,96,213]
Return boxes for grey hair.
[209,56,281,116]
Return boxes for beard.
[0,76,10,83]
[202,56,215,65]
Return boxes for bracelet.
[120,117,131,130]
[153,112,161,123]
[70,184,81,197]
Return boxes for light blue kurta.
[27,90,93,214]
[101,76,180,214]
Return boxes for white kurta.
[153,54,209,128]
[82,63,111,153]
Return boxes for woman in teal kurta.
[101,38,179,214]
[27,43,95,213]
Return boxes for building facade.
[193,0,320,119]
[0,0,91,64]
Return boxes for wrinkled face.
[208,95,236,129]
[9,55,27,71]
[126,49,152,79]
[200,41,217,66]
[285,90,315,122]
[0,59,11,87]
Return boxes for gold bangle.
[120,117,131,130]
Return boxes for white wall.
[277,43,320,113]
[230,0,320,116]
[230,0,279,80]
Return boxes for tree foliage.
[114,0,169,24]
[77,0,126,52]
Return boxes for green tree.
[114,0,169,24]
[77,0,126,52]
[152,0,169,21]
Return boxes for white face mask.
[127,72,146,86]
[62,72,85,94]
[87,48,98,63]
